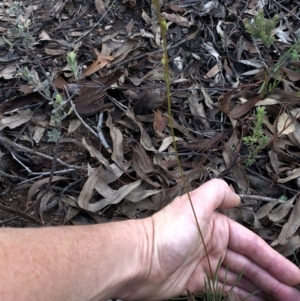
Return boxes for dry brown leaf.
[106,112,125,169]
[0,109,32,130]
[161,12,192,27]
[230,95,261,119]
[110,40,135,65]
[94,0,110,21]
[39,190,55,222]
[272,197,300,246]
[168,4,186,13]
[275,235,300,257]
[205,64,220,78]
[45,48,65,55]
[188,84,210,129]
[126,109,156,151]
[0,65,16,79]
[256,200,279,220]
[78,165,142,212]
[290,120,300,148]
[223,145,249,192]
[28,176,66,202]
[281,67,300,81]
[277,113,295,137]
[268,195,296,222]
[277,167,300,183]
[153,110,169,135]
[268,150,279,173]
[159,137,183,152]
[78,165,102,211]
[133,143,160,187]
[80,49,114,78]
[125,182,160,202]
[82,138,110,168]
[64,206,81,224]
[67,119,81,135]
[218,90,233,116]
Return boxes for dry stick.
[94,112,112,153]
[239,194,285,203]
[0,170,27,181]
[0,134,84,171]
[273,0,300,21]
[67,94,99,139]
[245,168,298,194]
[0,203,42,225]
[74,0,117,44]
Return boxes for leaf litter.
[1,0,300,299]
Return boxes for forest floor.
[0,0,300,300]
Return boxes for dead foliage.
[0,0,300,280]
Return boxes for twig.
[0,134,85,170]
[107,95,128,111]
[17,169,76,185]
[273,0,300,21]
[67,91,99,139]
[0,203,42,225]
[245,168,298,194]
[239,194,285,203]
[74,0,117,44]
[94,112,111,153]
[0,170,27,181]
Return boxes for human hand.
[127,179,300,301]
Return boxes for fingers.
[187,179,240,217]
[218,266,263,297]
[223,248,300,301]
[227,218,300,286]
[221,284,266,301]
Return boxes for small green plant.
[259,35,300,94]
[244,10,279,48]
[18,66,72,142]
[279,195,288,202]
[67,51,81,80]
[243,106,269,166]
[4,1,35,47]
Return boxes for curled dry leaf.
[275,235,300,257]
[158,136,183,152]
[106,112,125,169]
[126,109,156,152]
[161,12,192,27]
[277,167,300,183]
[82,137,111,168]
[256,200,279,219]
[188,84,210,129]
[0,109,32,130]
[153,110,169,135]
[28,176,66,203]
[268,195,296,222]
[80,49,114,78]
[271,197,300,246]
[277,112,295,137]
[78,165,143,212]
[230,95,262,119]
[0,65,16,79]
[95,0,111,21]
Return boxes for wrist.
[118,217,154,300]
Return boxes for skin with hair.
[0,179,299,301]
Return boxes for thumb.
[189,179,240,215]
